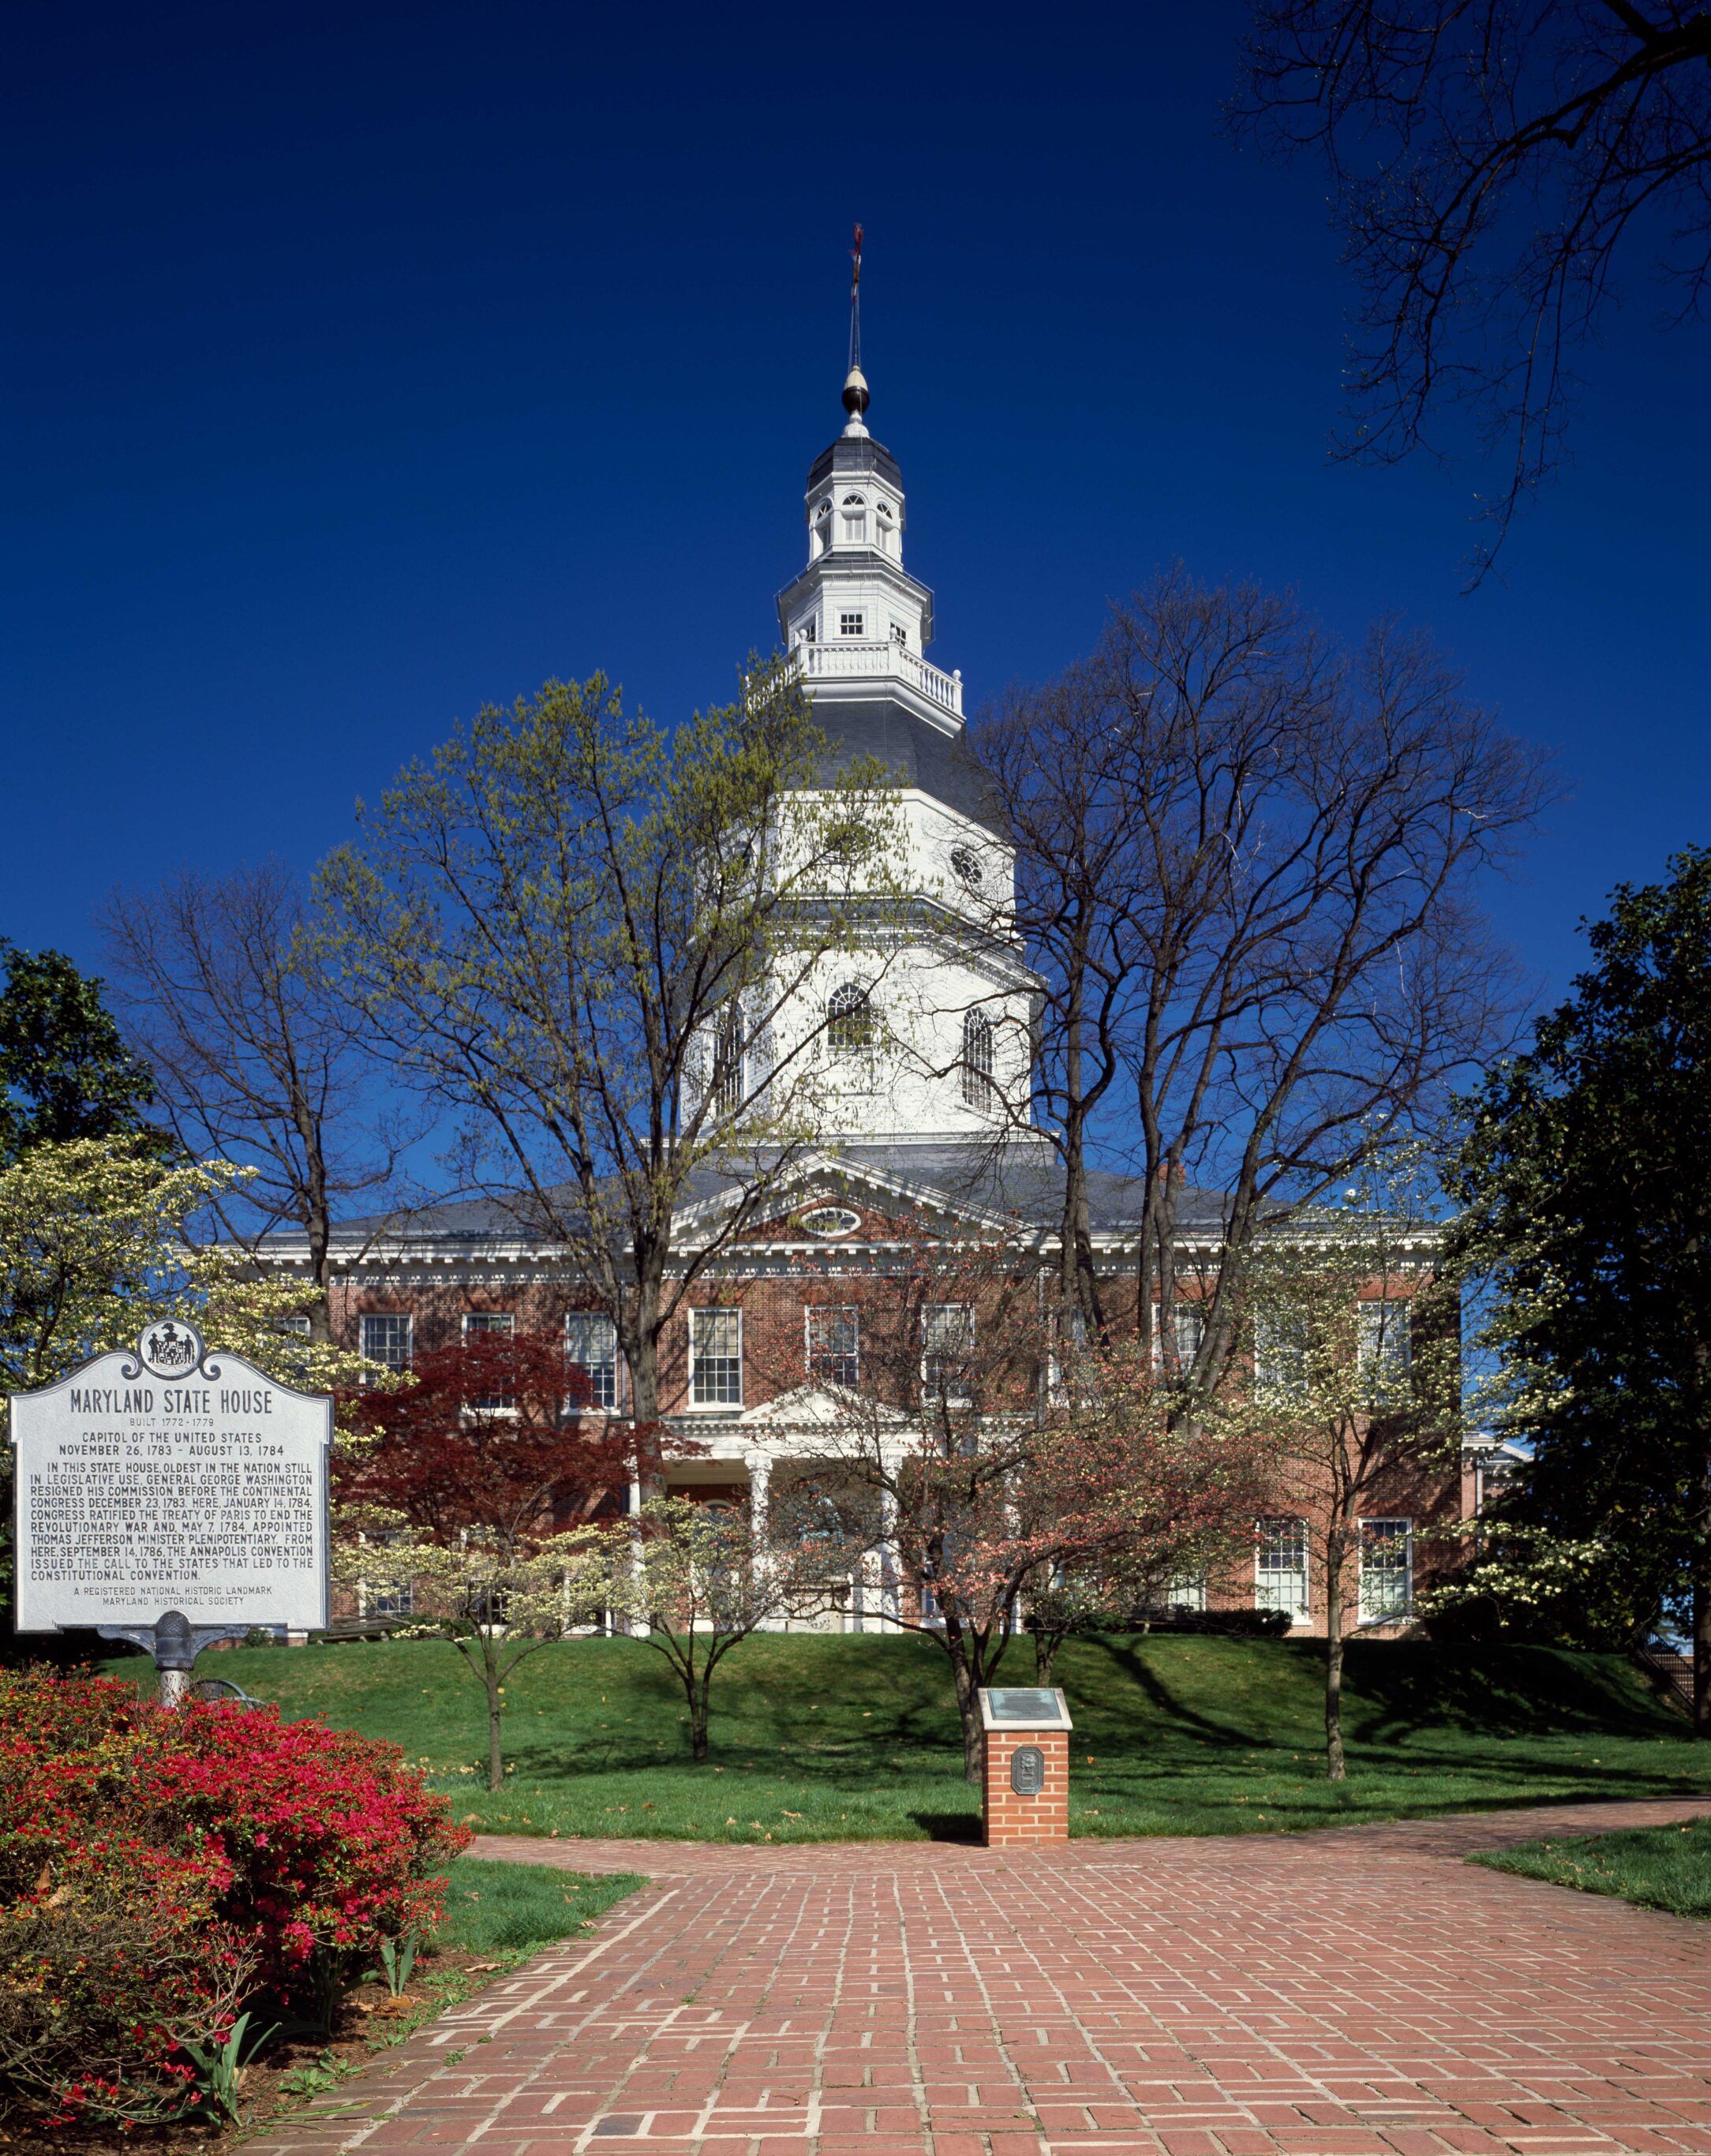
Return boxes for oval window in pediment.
[799,1205,862,1239]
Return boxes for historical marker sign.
[11,1317,331,1637]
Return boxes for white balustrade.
[793,641,963,718]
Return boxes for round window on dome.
[949,846,983,889]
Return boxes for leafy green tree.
[0,941,159,1164]
[1446,846,1711,1728]
[318,661,900,1440]
[0,1136,363,1638]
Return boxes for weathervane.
[848,222,863,373]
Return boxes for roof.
[805,433,904,493]
[307,1137,1233,1255]
[812,695,1001,831]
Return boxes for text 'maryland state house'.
[12,1319,330,1635]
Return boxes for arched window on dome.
[877,500,897,556]
[841,492,867,546]
[711,1002,744,1119]
[826,983,875,1056]
[811,500,832,559]
[961,1008,995,1112]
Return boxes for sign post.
[10,1317,331,1706]
[977,1686,1073,1846]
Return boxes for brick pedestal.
[981,1725,1070,1845]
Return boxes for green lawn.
[436,1857,644,1956]
[109,1631,1709,1844]
[1473,1815,1711,1919]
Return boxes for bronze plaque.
[987,1686,1065,1724]
[1010,1744,1046,1797]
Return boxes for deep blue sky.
[5,0,1707,1023]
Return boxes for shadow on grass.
[911,1810,983,1843]
[1345,1644,1680,1746]
[1082,1634,1261,1751]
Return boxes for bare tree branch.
[1236,0,1711,578]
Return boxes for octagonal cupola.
[775,363,957,725]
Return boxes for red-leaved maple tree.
[338,1329,639,1548]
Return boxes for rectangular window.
[689,1308,743,1407]
[841,513,867,545]
[1256,1517,1310,1620]
[806,1305,859,1388]
[1256,1316,1310,1397]
[923,1303,974,1403]
[359,1312,414,1375]
[368,1574,414,1619]
[1163,1571,1207,1611]
[1359,1518,1413,1621]
[565,1312,620,1410]
[838,609,865,637]
[1153,1303,1204,1373]
[1357,1299,1412,1401]
[275,1312,312,1379]
[463,1311,515,1411]
[891,621,907,645]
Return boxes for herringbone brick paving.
[246,1799,1711,2156]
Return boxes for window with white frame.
[1163,1571,1207,1611]
[1044,1305,1088,1404]
[367,1551,414,1620]
[1359,1518,1413,1620]
[1256,1517,1310,1619]
[565,1312,621,1411]
[689,1308,742,1407]
[826,982,875,1054]
[359,1312,414,1375]
[463,1311,515,1410]
[961,1008,996,1111]
[710,1001,744,1119]
[838,608,865,636]
[1255,1316,1311,1397]
[275,1311,312,1378]
[890,619,907,643]
[1357,1299,1412,1402]
[922,1303,974,1404]
[841,494,867,545]
[805,1305,859,1388]
[1154,1302,1204,1374]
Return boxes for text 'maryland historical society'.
[12,1318,331,1634]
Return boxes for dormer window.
[839,610,865,637]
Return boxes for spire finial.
[841,222,870,438]
[848,222,863,371]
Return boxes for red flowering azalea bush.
[0,1666,469,2127]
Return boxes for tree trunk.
[689,1664,711,1764]
[1324,1533,1346,1782]
[1689,1448,1698,1733]
[294,1081,334,1346]
[486,1679,504,1792]
[945,1634,985,1784]
[1034,1629,1059,1684]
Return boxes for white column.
[878,1475,900,1631]
[747,1450,781,1631]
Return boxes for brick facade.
[306,1164,1469,1641]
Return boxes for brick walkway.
[248,1799,1711,2156]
